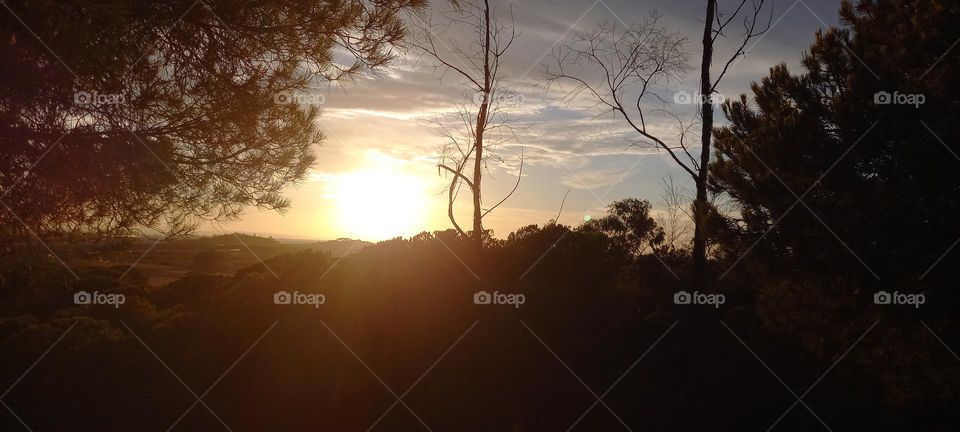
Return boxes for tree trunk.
[693,0,716,290]
[471,0,492,252]
[473,108,484,251]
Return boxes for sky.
[210,0,845,241]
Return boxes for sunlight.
[330,168,429,240]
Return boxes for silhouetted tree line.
[1,204,958,430]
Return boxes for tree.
[656,175,694,252]
[710,0,960,405]
[0,0,425,242]
[711,0,960,287]
[413,0,522,251]
[545,2,770,289]
[691,0,771,289]
[581,198,665,256]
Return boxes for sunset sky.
[212,0,843,241]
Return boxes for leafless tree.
[412,0,522,250]
[657,175,693,251]
[544,2,771,289]
[691,0,773,289]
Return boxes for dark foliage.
[2,195,958,430]
[0,0,425,240]
[710,0,960,408]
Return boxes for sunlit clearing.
[331,169,428,240]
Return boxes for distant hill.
[173,234,370,257]
[308,238,371,256]
[71,234,371,285]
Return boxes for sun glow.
[329,167,429,240]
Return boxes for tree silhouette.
[413,0,522,250]
[0,0,425,242]
[711,0,960,287]
[707,1,960,407]
[581,198,665,256]
[690,0,772,289]
[544,1,771,289]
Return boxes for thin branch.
[481,147,523,219]
[711,0,773,93]
[554,188,571,223]
[438,163,475,189]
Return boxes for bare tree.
[657,175,693,252]
[412,0,522,250]
[544,14,691,172]
[544,2,771,289]
[691,0,772,289]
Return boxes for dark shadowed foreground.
[1,223,957,431]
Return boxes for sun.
[330,168,429,240]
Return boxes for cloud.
[559,164,636,190]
